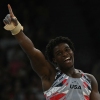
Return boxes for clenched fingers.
[3,14,11,24]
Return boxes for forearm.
[14,30,35,57]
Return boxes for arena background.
[0,0,100,99]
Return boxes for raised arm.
[3,4,53,78]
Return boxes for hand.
[3,4,18,27]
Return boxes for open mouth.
[64,57,71,63]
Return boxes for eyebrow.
[55,50,60,54]
[54,44,70,53]
[55,46,70,54]
[65,44,70,47]
[65,46,70,49]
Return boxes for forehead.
[54,43,70,50]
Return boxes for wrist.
[11,21,23,35]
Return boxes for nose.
[62,51,69,57]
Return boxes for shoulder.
[79,69,96,81]
[84,73,98,90]
[85,73,97,83]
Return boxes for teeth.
[66,57,70,60]
[65,57,70,61]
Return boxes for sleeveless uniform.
[44,70,92,100]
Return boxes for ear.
[52,58,57,63]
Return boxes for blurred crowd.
[0,0,100,100]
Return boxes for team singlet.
[44,70,92,100]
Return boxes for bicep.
[29,48,53,78]
[90,90,100,100]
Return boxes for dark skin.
[3,4,100,100]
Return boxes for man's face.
[53,43,74,70]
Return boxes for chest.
[44,74,92,100]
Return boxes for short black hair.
[45,36,75,64]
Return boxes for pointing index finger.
[8,4,15,17]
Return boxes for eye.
[56,52,62,56]
[65,47,71,51]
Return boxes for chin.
[60,64,73,70]
[64,63,74,69]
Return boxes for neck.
[60,66,82,78]
[60,66,76,76]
